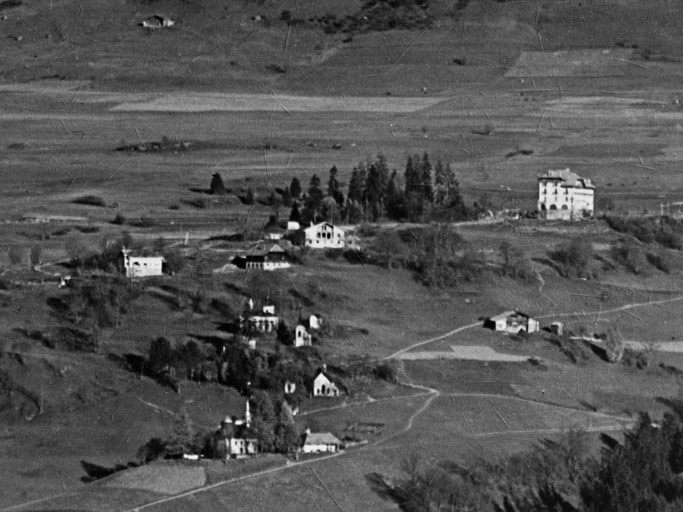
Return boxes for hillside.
[0,0,681,93]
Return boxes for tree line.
[373,410,683,511]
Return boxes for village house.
[294,324,313,347]
[538,168,595,220]
[245,245,290,271]
[243,301,279,333]
[312,367,341,397]
[214,401,257,459]
[232,244,291,271]
[121,248,165,278]
[304,222,345,249]
[140,15,175,29]
[301,429,342,454]
[484,310,540,335]
[287,220,300,231]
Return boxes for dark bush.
[647,250,673,273]
[612,239,649,275]
[72,195,106,207]
[551,237,594,278]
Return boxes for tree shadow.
[80,460,138,483]
[365,472,404,507]
[656,397,683,420]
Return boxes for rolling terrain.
[0,0,683,510]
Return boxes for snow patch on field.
[110,93,443,113]
[397,345,529,362]
[104,463,206,494]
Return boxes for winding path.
[5,292,681,512]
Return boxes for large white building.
[304,222,345,249]
[121,249,164,278]
[538,169,594,220]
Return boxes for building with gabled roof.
[301,430,342,454]
[538,168,594,220]
[484,310,540,335]
[312,368,341,397]
[304,222,345,249]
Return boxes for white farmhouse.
[484,310,540,335]
[312,370,340,397]
[121,249,164,278]
[294,324,312,347]
[538,168,594,220]
[304,222,345,249]
[301,430,342,454]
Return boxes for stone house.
[538,168,594,220]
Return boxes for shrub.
[647,249,673,273]
[499,241,535,282]
[551,237,594,278]
[112,213,126,225]
[612,239,649,275]
[72,195,106,207]
[373,361,400,383]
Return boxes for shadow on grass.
[80,460,139,483]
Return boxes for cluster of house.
[117,168,594,278]
[241,299,322,349]
[231,221,352,272]
[211,366,345,459]
[484,310,564,336]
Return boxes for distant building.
[140,15,175,29]
[550,321,564,336]
[234,245,291,271]
[214,401,257,459]
[301,430,342,454]
[538,168,594,220]
[121,249,164,278]
[484,310,540,335]
[304,222,345,249]
[312,369,341,397]
[294,324,312,347]
[287,221,300,231]
[245,302,279,333]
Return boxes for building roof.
[304,432,341,446]
[304,222,342,233]
[539,168,594,189]
[488,310,533,322]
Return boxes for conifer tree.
[421,152,433,204]
[289,177,302,199]
[210,172,226,195]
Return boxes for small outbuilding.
[140,15,175,29]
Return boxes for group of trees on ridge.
[211,153,490,226]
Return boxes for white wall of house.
[123,252,164,278]
[304,223,345,249]
[313,373,340,396]
[302,443,338,454]
[538,175,594,220]
[294,325,312,347]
